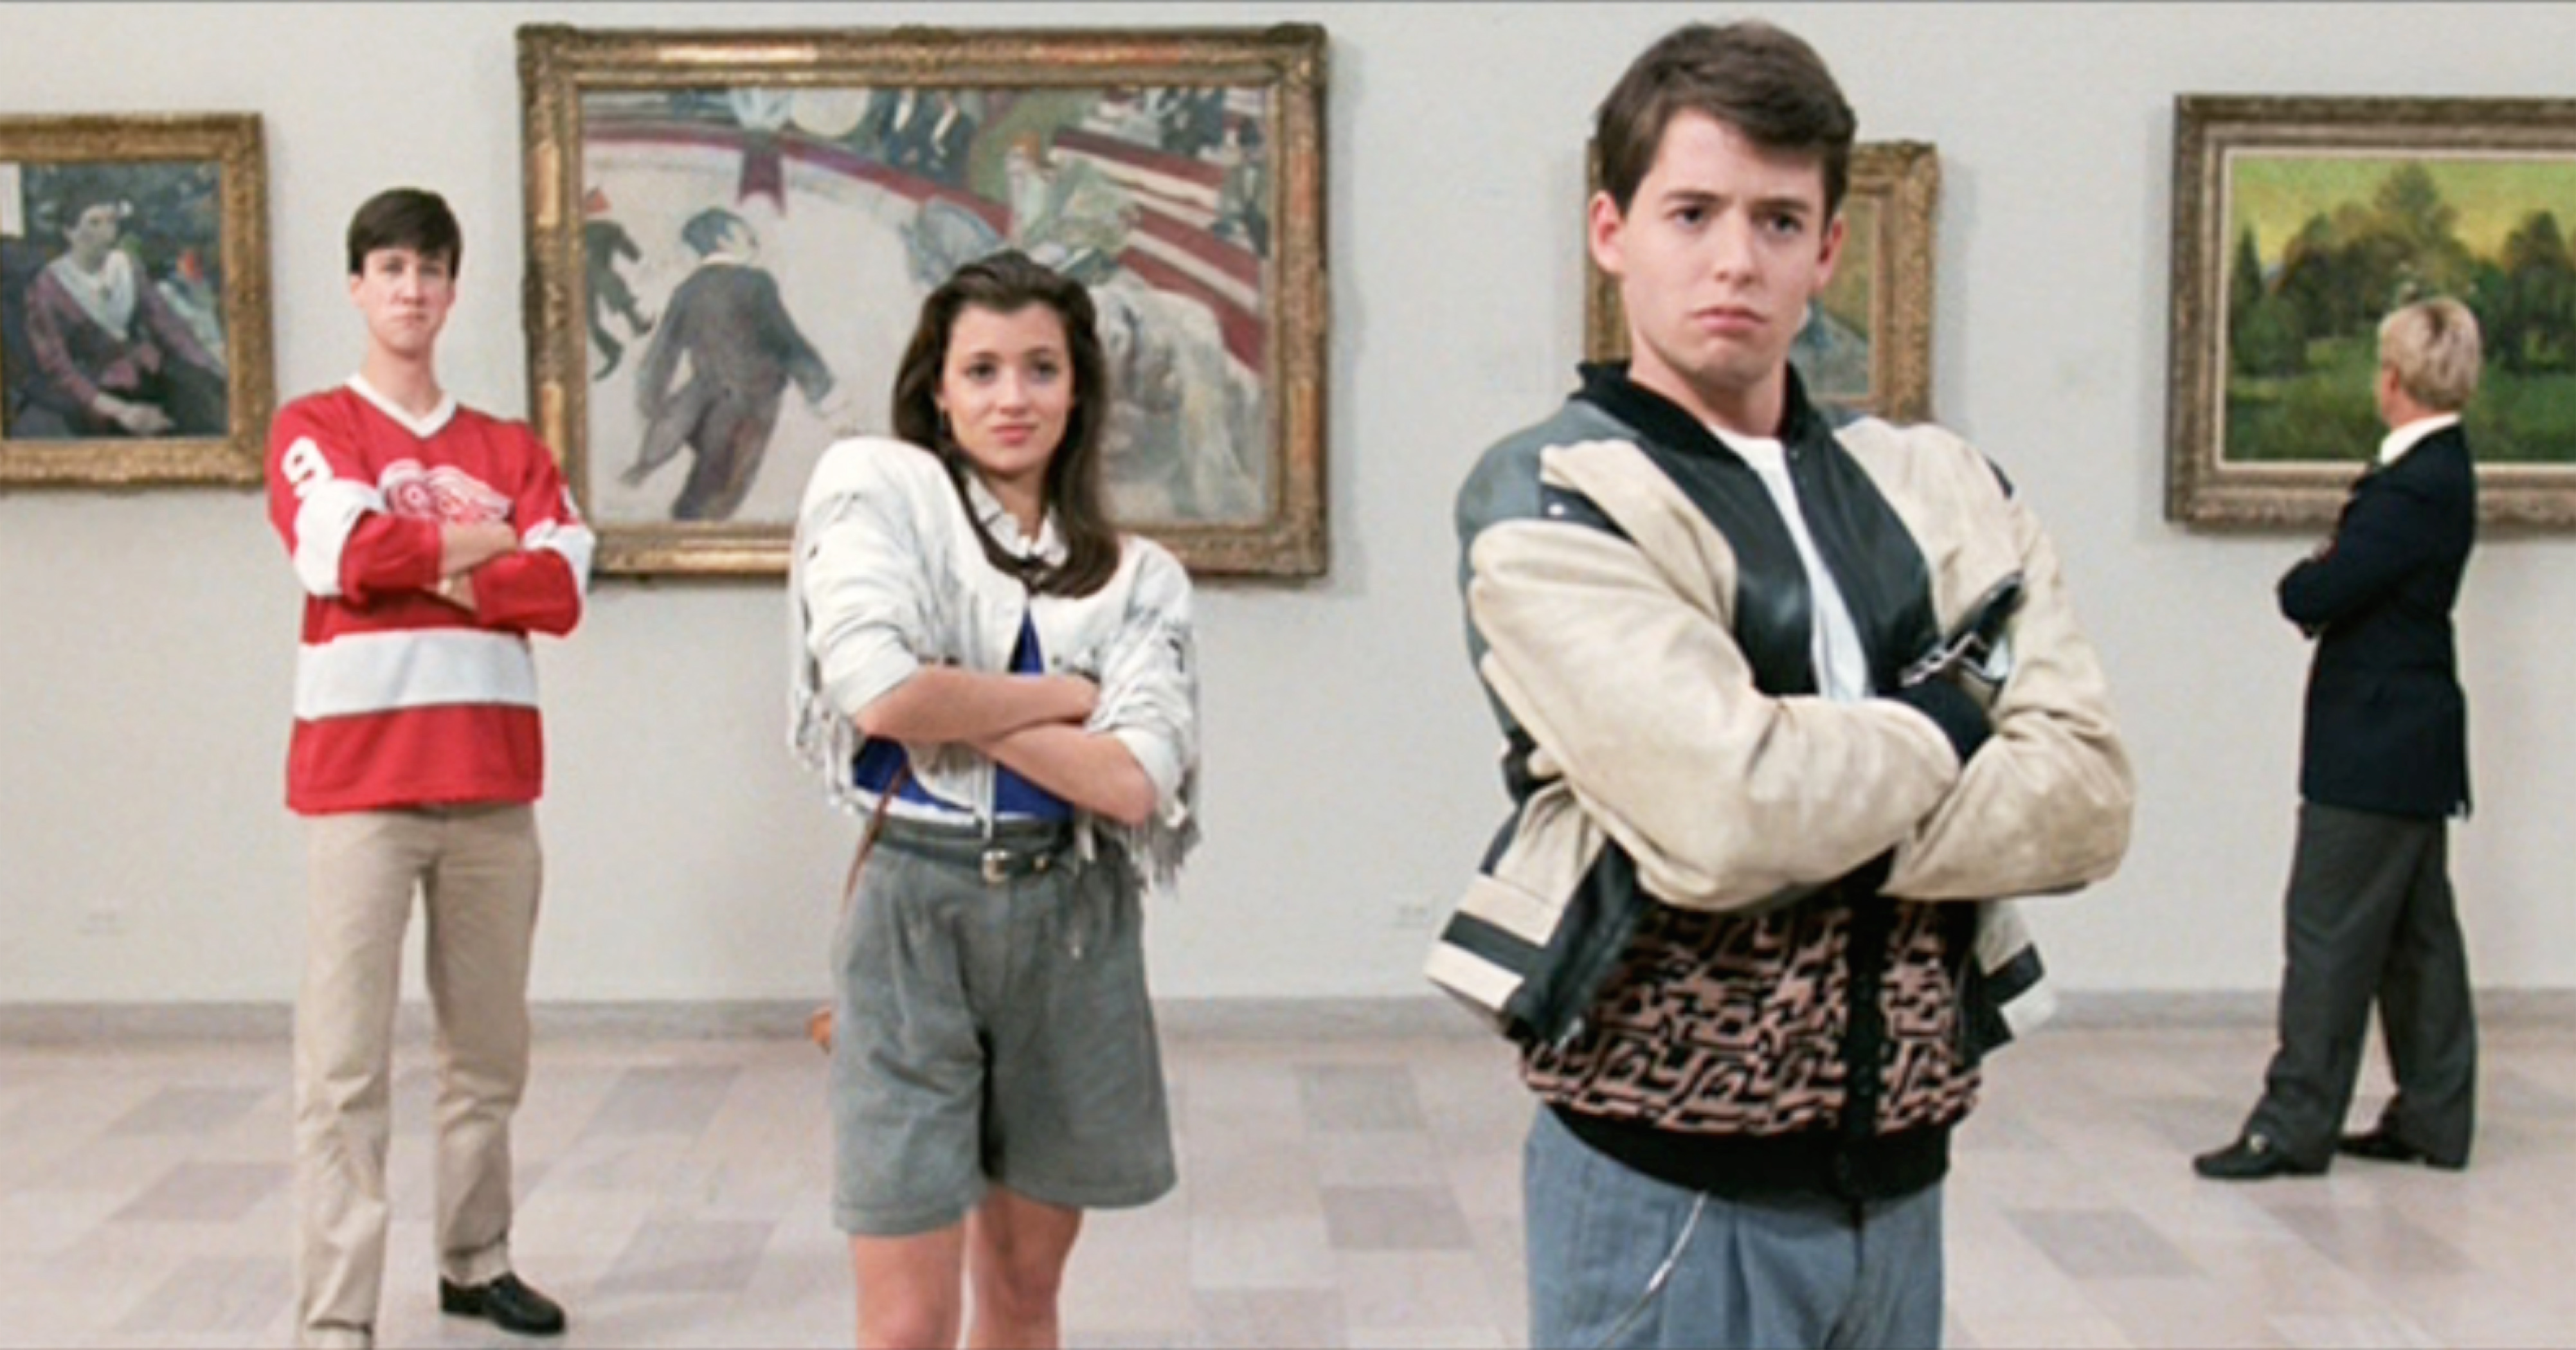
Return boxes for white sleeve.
[1093,544,1200,825]
[799,473,935,721]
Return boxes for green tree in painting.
[2487,209,2576,374]
[2370,163,2475,301]
[2228,226,2264,333]
[2230,224,2306,377]
[2231,164,2479,462]
[2235,291,2307,379]
[2228,160,2576,467]
[2269,166,2476,349]
[2275,209,2371,341]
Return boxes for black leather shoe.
[2337,1127,2467,1171]
[2192,1131,2327,1180]
[440,1274,566,1336]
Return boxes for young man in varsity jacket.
[266,188,591,1349]
[1437,23,2133,1347]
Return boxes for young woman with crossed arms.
[789,250,1199,1349]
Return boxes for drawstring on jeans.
[1589,1191,1707,1349]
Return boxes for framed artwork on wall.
[1583,140,1938,426]
[518,23,1329,577]
[0,113,271,487]
[2169,94,2576,528]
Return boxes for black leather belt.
[876,819,1075,887]
[973,843,1061,885]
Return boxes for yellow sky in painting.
[2226,150,2576,269]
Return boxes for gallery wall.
[5,1,2575,1007]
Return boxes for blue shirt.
[851,611,1072,822]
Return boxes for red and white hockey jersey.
[266,377,593,815]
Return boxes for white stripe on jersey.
[294,628,538,721]
[524,513,597,595]
[291,477,382,598]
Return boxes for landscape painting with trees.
[2225,153,2576,466]
[2168,96,2576,528]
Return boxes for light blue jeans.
[1524,1107,1944,1349]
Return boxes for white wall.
[5,2,2573,1005]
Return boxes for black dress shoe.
[440,1273,567,1336]
[2337,1127,2467,1171]
[2192,1131,2327,1180]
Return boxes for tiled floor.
[4,1005,2574,1348]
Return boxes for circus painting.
[518,25,1328,576]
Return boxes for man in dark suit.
[622,208,838,521]
[2197,296,2483,1181]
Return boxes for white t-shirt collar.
[347,374,457,439]
[960,467,1064,566]
[2379,411,2460,466]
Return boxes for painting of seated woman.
[3,165,230,442]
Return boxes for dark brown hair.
[890,250,1119,598]
[345,187,462,278]
[1594,21,1857,218]
[49,181,125,235]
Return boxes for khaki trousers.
[293,805,541,1348]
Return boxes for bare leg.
[852,1223,967,1350]
[966,1187,1083,1350]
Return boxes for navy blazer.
[2278,424,2475,818]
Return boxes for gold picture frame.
[0,113,271,486]
[2168,94,2576,528]
[1583,140,1938,424]
[518,24,1329,577]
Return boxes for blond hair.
[2378,297,2481,411]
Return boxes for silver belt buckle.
[980,847,1011,886]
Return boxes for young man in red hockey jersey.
[266,187,591,1349]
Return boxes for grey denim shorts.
[828,819,1176,1236]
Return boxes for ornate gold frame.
[1583,140,1938,424]
[518,24,1329,577]
[2169,95,2576,529]
[0,114,271,487]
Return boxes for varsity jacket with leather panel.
[1433,364,2132,1202]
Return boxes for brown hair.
[345,187,462,278]
[1594,21,1856,217]
[890,250,1119,598]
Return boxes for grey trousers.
[2246,800,2476,1167]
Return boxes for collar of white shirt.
[960,469,1065,566]
[2378,412,2460,467]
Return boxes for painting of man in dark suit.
[857,89,978,187]
[581,188,653,381]
[622,207,838,521]
[2196,296,2483,1182]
